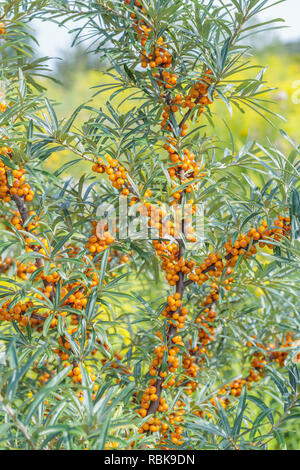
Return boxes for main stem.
[147,164,186,415]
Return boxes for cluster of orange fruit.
[158,66,212,201]
[37,360,99,401]
[49,325,132,403]
[24,234,50,259]
[193,332,300,420]
[124,0,214,205]
[10,210,39,233]
[222,334,300,408]
[187,216,291,288]
[54,326,97,363]
[0,22,6,35]
[125,0,175,82]
[39,370,54,385]
[0,108,38,284]
[162,293,188,330]
[67,242,123,290]
[53,332,76,362]
[138,383,168,419]
[139,400,186,449]
[135,214,292,438]
[0,282,80,332]
[0,256,13,273]
[0,152,53,286]
[224,217,291,260]
[165,142,206,201]
[16,259,60,288]
[67,364,97,386]
[0,154,34,203]
[184,73,214,110]
[86,221,115,256]
[180,218,292,396]
[138,389,185,446]
[52,336,114,402]
[195,280,232,344]
[16,260,36,280]
[62,284,88,312]
[168,218,292,400]
[136,326,186,436]
[147,405,185,448]
[137,200,171,236]
[9,213,58,286]
[148,340,182,381]
[155,242,194,286]
[40,264,60,285]
[0,300,44,328]
[270,332,298,366]
[85,221,132,285]
[0,103,35,201]
[182,283,234,396]
[188,306,217,357]
[160,402,185,447]
[92,155,129,195]
[160,70,214,126]
[86,229,117,269]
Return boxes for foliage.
[0,0,299,450]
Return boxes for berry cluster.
[162,293,188,330]
[0,300,43,328]
[92,155,129,194]
[0,256,13,273]
[0,23,6,35]
[0,155,34,202]
[86,220,115,256]
[192,332,300,420]
[219,333,300,402]
[10,210,39,233]
[16,260,36,280]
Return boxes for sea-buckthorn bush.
[0,0,300,451]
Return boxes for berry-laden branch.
[0,1,298,452]
[122,1,216,442]
[56,1,297,447]
[194,332,300,419]
[75,0,297,446]
[0,393,36,450]
[119,2,296,446]
[0,136,58,319]
[0,96,130,393]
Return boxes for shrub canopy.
[0,0,299,451]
